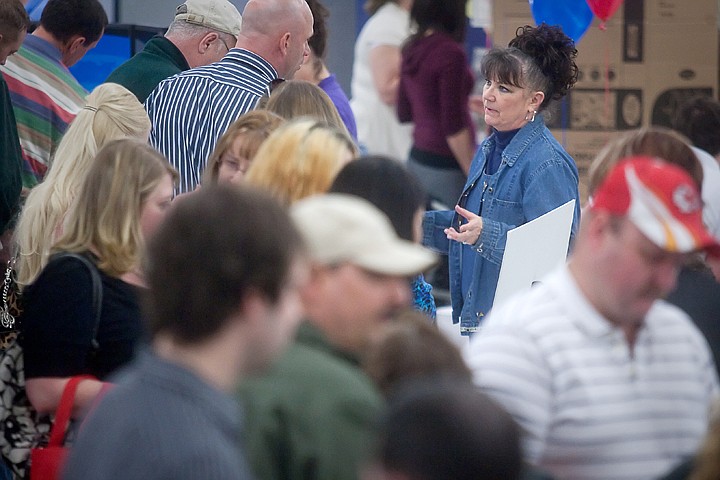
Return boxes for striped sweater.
[1,35,87,188]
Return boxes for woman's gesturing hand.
[444,205,483,246]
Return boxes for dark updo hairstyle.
[481,23,578,111]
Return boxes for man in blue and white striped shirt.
[466,157,720,480]
[146,0,313,193]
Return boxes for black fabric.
[0,76,23,233]
[19,253,144,380]
[409,146,462,170]
[665,266,720,378]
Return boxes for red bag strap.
[47,375,95,447]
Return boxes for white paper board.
[493,200,576,308]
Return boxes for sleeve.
[0,77,23,232]
[423,209,454,255]
[464,317,553,462]
[20,256,96,379]
[365,12,409,49]
[474,151,580,266]
[437,46,474,137]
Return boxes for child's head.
[204,110,285,186]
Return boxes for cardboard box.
[491,0,718,197]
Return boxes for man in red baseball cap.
[465,156,720,480]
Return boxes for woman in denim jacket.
[423,24,581,335]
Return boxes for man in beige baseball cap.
[239,193,437,480]
[104,0,242,102]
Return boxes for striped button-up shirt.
[465,266,719,480]
[146,49,277,193]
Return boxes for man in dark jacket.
[104,0,241,102]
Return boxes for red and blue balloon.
[530,0,624,42]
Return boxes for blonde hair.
[203,110,285,185]
[14,83,151,287]
[245,118,358,205]
[53,139,177,277]
[263,80,352,139]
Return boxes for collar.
[486,114,547,168]
[546,265,618,339]
[295,322,361,366]
[137,349,242,432]
[24,34,63,64]
[224,48,278,81]
[147,36,190,70]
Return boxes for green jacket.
[0,75,22,232]
[238,322,383,480]
[104,36,190,103]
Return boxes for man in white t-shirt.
[465,156,720,480]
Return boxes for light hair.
[14,83,151,287]
[245,117,357,205]
[587,127,702,196]
[165,19,236,45]
[263,80,352,139]
[203,110,285,185]
[52,139,177,277]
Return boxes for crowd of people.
[0,0,719,479]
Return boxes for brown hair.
[203,110,285,185]
[144,185,305,344]
[587,127,703,196]
[364,0,396,16]
[363,309,472,397]
[0,0,30,41]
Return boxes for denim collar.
[486,114,547,168]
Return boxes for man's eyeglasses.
[216,36,232,53]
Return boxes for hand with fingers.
[444,205,483,246]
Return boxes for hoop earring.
[530,110,536,122]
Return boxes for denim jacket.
[423,115,581,334]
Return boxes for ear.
[67,35,86,54]
[236,289,269,327]
[279,32,291,56]
[198,32,218,54]
[529,91,545,110]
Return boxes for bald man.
[145,0,313,194]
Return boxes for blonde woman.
[245,118,357,205]
[203,110,285,186]
[13,83,151,289]
[20,139,176,418]
[262,80,352,140]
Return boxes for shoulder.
[647,300,713,349]
[360,5,410,46]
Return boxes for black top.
[665,266,720,378]
[20,253,145,380]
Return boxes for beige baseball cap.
[291,194,438,276]
[175,0,242,37]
